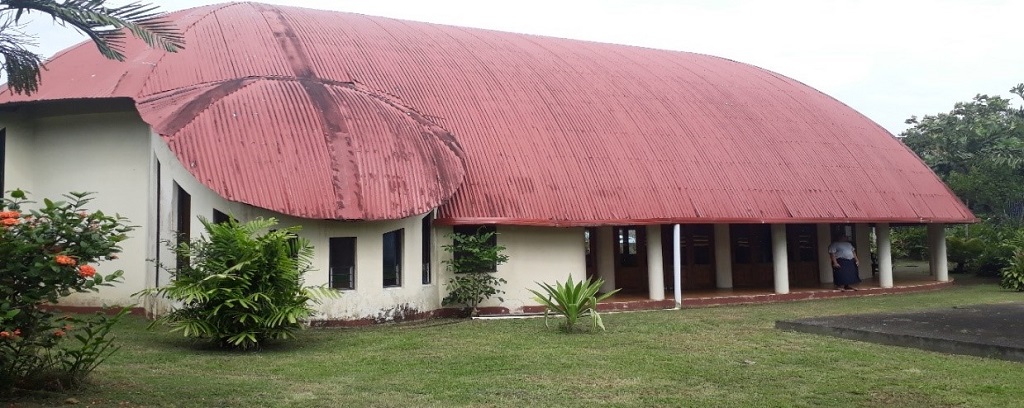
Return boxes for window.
[383,229,403,287]
[0,128,6,194]
[422,214,432,284]
[453,225,497,273]
[329,237,356,290]
[175,183,191,272]
[584,227,597,269]
[212,209,232,224]
[616,226,639,267]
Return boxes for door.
[787,224,820,287]
[661,224,716,290]
[613,226,648,292]
[730,224,774,288]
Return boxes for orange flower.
[13,329,20,336]
[78,265,97,278]
[0,331,9,339]
[53,330,65,337]
[55,255,77,267]
[0,210,19,219]
[1,218,18,226]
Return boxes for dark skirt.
[833,258,862,286]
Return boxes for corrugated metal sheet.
[0,2,975,224]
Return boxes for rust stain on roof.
[0,2,974,224]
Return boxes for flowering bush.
[1,190,134,392]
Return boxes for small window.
[0,128,6,194]
[383,229,403,287]
[212,209,232,224]
[453,225,498,273]
[616,226,639,267]
[329,237,356,290]
[175,183,191,272]
[422,214,432,284]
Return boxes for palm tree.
[0,0,184,95]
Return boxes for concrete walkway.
[776,303,1024,363]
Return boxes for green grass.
[6,278,1023,407]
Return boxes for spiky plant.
[529,275,619,332]
[0,0,185,94]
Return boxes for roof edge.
[433,216,979,227]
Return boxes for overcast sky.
[20,0,1024,135]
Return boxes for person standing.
[828,234,861,291]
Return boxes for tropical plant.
[136,217,336,350]
[1000,250,1024,291]
[529,275,619,332]
[1,189,134,392]
[441,229,509,316]
[0,0,185,95]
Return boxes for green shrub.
[441,229,509,316]
[891,226,928,260]
[1000,250,1024,291]
[137,217,335,350]
[529,275,619,332]
[1,190,133,392]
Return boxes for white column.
[929,224,949,281]
[647,225,665,301]
[817,223,833,284]
[596,226,616,292]
[855,223,872,280]
[771,224,790,294]
[673,224,682,308]
[877,223,893,288]
[714,224,733,289]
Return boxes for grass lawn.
[5,278,1023,407]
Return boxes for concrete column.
[673,224,682,308]
[647,225,665,301]
[771,224,790,294]
[877,223,893,288]
[714,224,733,289]
[596,226,616,292]
[929,224,949,282]
[817,223,833,284]
[855,223,872,280]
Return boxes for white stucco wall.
[1,110,152,307]
[435,225,587,313]
[150,133,440,322]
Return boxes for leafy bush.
[441,229,509,316]
[1,190,133,392]
[529,275,619,332]
[1000,250,1024,291]
[891,226,928,260]
[137,217,335,350]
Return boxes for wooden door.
[730,224,774,288]
[787,224,820,287]
[613,226,648,293]
[661,225,716,290]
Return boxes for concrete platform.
[776,303,1024,363]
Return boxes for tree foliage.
[0,0,185,95]
[901,84,1024,222]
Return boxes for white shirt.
[828,241,856,260]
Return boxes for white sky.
[19,0,1024,135]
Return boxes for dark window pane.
[422,214,432,284]
[731,225,751,264]
[329,237,356,290]
[0,129,6,194]
[383,229,403,287]
[755,224,773,263]
[212,209,231,224]
[175,184,191,272]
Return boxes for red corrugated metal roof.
[0,2,974,224]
